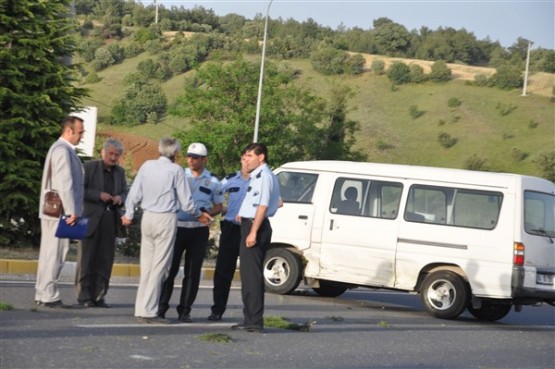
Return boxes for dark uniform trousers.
[75,209,117,303]
[158,226,209,316]
[239,217,272,328]
[211,220,242,315]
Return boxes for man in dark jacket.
[75,138,127,307]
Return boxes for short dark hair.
[61,116,84,134]
[243,143,269,163]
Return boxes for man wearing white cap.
[158,142,224,323]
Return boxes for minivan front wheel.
[312,280,348,297]
[420,270,469,319]
[263,248,302,295]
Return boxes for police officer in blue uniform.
[158,143,223,322]
[208,154,250,321]
[231,143,281,333]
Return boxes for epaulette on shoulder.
[210,172,221,181]
[256,172,262,178]
[225,172,238,180]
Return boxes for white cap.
[187,142,207,157]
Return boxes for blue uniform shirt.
[177,167,224,226]
[238,163,280,219]
[220,171,250,224]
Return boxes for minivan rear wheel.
[467,304,511,321]
[263,248,302,295]
[420,270,469,319]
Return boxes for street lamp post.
[253,0,273,143]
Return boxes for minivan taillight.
[513,242,525,266]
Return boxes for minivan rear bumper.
[512,267,555,303]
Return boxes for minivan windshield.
[524,191,555,238]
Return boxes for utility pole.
[155,0,159,24]
[253,0,273,143]
[521,40,533,96]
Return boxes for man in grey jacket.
[36,116,85,307]
[75,138,127,308]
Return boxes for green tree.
[93,0,123,39]
[0,0,87,246]
[170,58,363,175]
[111,82,167,125]
[373,21,411,56]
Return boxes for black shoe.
[231,323,263,333]
[40,300,70,309]
[178,314,193,323]
[95,299,111,308]
[78,300,96,308]
[207,313,222,322]
[136,316,169,324]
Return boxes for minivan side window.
[330,178,403,219]
[405,185,503,230]
[277,171,318,203]
[524,191,555,238]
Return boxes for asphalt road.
[1,277,554,369]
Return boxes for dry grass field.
[354,52,554,96]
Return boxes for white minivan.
[264,161,555,321]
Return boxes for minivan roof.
[277,161,554,190]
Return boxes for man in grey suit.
[36,116,85,307]
[75,138,127,308]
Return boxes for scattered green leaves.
[264,316,316,332]
[0,302,14,311]
[197,333,234,344]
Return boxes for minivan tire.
[467,303,511,321]
[420,270,469,319]
[312,280,348,297]
[263,248,303,295]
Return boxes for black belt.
[241,217,268,222]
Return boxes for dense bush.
[386,61,411,84]
[409,64,426,83]
[533,151,555,182]
[438,132,457,148]
[91,47,115,71]
[429,60,452,82]
[409,105,424,119]
[491,64,523,90]
[447,97,462,108]
[464,154,490,171]
[345,53,366,75]
[311,47,348,75]
[371,59,385,75]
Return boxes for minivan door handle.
[329,219,334,230]
[298,215,308,220]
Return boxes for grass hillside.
[81,52,554,178]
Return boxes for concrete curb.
[0,259,240,281]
